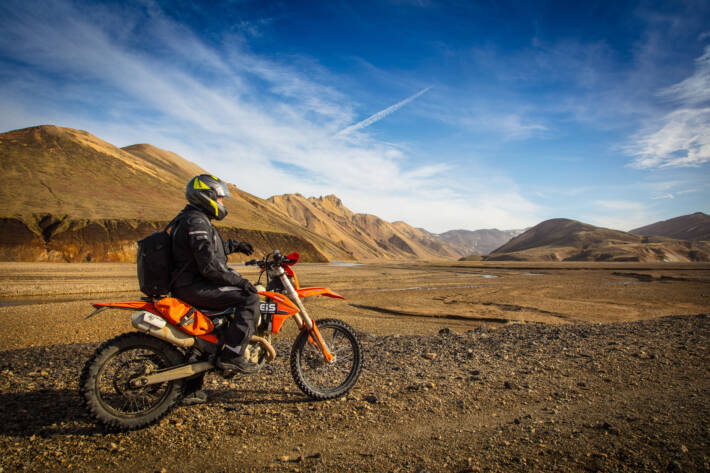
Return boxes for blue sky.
[1,0,708,232]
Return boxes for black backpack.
[137,214,188,298]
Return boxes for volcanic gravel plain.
[0,261,709,472]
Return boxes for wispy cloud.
[627,45,710,168]
[336,87,431,136]
[0,0,538,232]
[459,113,548,140]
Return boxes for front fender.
[296,287,345,300]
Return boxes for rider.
[170,174,261,385]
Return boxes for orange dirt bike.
[80,250,363,430]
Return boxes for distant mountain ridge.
[438,228,525,256]
[267,193,462,260]
[631,212,710,241]
[486,218,710,262]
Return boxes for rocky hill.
[0,125,353,262]
[267,193,462,260]
[631,212,710,241]
[438,228,524,256]
[486,218,710,262]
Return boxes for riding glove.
[237,278,258,294]
[227,240,254,256]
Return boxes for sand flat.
[1,261,708,350]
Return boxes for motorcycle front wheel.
[290,318,363,400]
[80,332,185,430]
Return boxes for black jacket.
[171,204,244,289]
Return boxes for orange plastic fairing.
[258,291,300,334]
[91,301,160,315]
[197,334,219,344]
[296,287,345,299]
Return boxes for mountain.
[438,228,524,256]
[0,125,354,262]
[266,193,461,260]
[486,218,710,262]
[630,212,710,241]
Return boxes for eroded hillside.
[267,193,462,260]
[0,126,352,262]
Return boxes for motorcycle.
[80,250,363,430]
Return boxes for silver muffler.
[131,311,196,348]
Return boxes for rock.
[364,395,378,404]
[439,328,451,335]
[504,381,516,389]
[423,352,437,360]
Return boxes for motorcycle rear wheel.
[80,332,185,430]
[290,318,363,400]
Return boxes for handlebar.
[245,250,296,269]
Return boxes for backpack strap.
[167,211,191,291]
[163,211,184,233]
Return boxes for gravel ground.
[1,314,709,472]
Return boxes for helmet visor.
[215,181,231,198]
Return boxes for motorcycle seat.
[197,307,235,318]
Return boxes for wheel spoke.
[293,321,361,398]
[96,345,173,417]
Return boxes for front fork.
[275,268,334,363]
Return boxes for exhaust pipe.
[131,311,195,348]
[250,335,276,362]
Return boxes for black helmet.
[185,174,230,220]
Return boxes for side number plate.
[259,302,277,314]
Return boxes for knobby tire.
[80,332,186,431]
[290,318,363,400]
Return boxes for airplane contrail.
[336,87,431,136]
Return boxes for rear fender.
[88,301,160,318]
